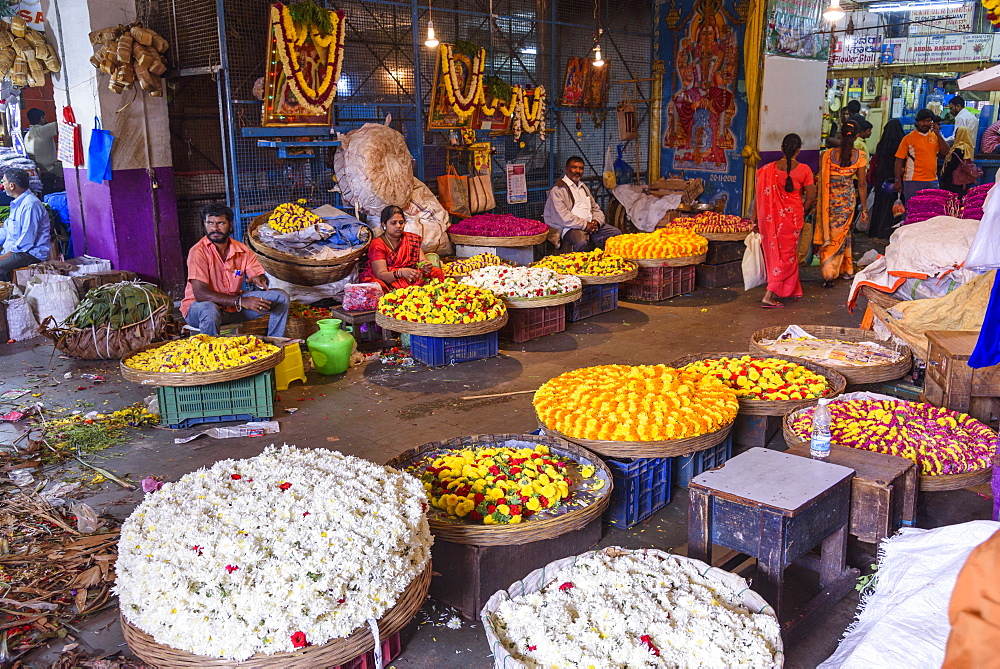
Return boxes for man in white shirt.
[542,156,620,252]
[23,108,60,192]
[945,96,978,145]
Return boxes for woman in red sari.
[359,205,444,292]
[750,133,817,308]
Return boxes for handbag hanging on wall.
[468,173,495,213]
[437,165,471,217]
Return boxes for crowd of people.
[751,95,989,308]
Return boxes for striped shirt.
[981,120,1000,154]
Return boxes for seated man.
[180,203,289,337]
[0,167,50,281]
[543,156,620,253]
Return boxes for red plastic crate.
[566,284,619,322]
[622,264,696,302]
[500,305,566,342]
[335,631,403,669]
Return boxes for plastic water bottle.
[810,398,832,460]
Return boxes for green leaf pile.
[67,281,172,330]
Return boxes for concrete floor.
[4,258,993,668]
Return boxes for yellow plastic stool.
[274,343,307,391]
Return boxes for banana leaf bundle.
[67,281,171,330]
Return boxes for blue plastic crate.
[409,332,499,367]
[566,284,619,322]
[674,434,733,488]
[603,457,672,528]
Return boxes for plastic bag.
[602,146,616,190]
[342,282,384,311]
[70,502,103,534]
[965,185,1000,270]
[892,195,906,218]
[742,231,767,291]
[613,144,635,186]
[5,296,39,340]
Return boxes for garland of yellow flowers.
[512,86,546,141]
[270,2,346,114]
[440,43,486,120]
[479,91,516,118]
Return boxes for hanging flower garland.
[480,92,516,118]
[270,2,347,114]
[512,86,547,142]
[440,43,486,120]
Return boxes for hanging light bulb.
[592,44,604,67]
[823,0,845,22]
[425,18,439,48]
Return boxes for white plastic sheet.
[964,182,1000,270]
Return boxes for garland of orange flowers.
[270,2,346,114]
[440,44,486,120]
[512,86,546,141]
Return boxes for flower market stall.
[606,228,708,302]
[386,433,612,619]
[461,266,582,342]
[532,250,638,322]
[449,213,550,266]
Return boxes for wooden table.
[688,448,858,639]
[922,330,1000,424]
[786,443,917,543]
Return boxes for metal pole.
[411,0,425,183]
[648,59,664,182]
[216,0,242,238]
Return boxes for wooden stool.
[786,443,917,544]
[688,448,858,639]
[329,308,386,345]
[922,330,1000,424]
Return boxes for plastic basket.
[409,332,499,366]
[603,457,672,528]
[157,371,274,429]
[566,284,619,322]
[336,631,403,669]
[621,264,696,302]
[674,434,733,488]
[499,305,566,343]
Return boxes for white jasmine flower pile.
[115,445,432,660]
[490,551,781,667]
[461,265,581,299]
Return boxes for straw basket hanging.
[749,325,912,385]
[38,306,170,360]
[120,336,285,386]
[781,404,993,492]
[246,213,371,287]
[669,351,847,417]
[121,562,431,668]
[386,432,612,546]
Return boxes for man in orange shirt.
[943,528,1000,667]
[180,204,289,337]
[893,109,949,203]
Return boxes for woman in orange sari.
[359,205,444,292]
[751,133,817,308]
[815,120,867,288]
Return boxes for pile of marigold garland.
[378,282,505,323]
[124,335,279,373]
[534,365,738,441]
[532,249,636,277]
[682,356,832,401]
[604,227,708,260]
[788,398,996,475]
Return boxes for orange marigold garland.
[270,2,346,114]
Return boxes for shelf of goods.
[749,325,913,386]
[782,393,996,492]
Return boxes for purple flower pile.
[903,189,961,226]
[790,399,996,475]
[961,183,993,221]
[449,214,548,237]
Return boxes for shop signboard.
[901,33,994,64]
[908,2,974,36]
[657,0,748,215]
[765,0,828,59]
[8,1,45,32]
[830,35,882,68]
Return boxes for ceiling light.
[823,0,845,22]
[424,18,438,48]
[592,44,604,67]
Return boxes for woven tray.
[577,266,639,285]
[375,311,508,337]
[628,252,707,268]
[246,213,371,286]
[287,314,324,340]
[504,287,583,309]
[385,433,612,547]
[121,336,285,387]
[861,285,903,310]
[750,325,912,386]
[482,546,783,669]
[538,421,732,459]
[121,561,431,668]
[670,351,847,417]
[782,405,994,492]
[448,231,548,247]
[696,231,750,242]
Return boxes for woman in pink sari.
[750,134,817,308]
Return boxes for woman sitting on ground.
[359,205,444,292]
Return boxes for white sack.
[742,231,766,290]
[5,296,39,340]
[334,121,414,221]
[964,182,1000,270]
[265,271,355,304]
[884,216,979,279]
[24,274,78,325]
[612,185,683,232]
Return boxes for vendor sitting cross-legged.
[180,203,289,337]
[359,205,444,292]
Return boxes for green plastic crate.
[157,372,274,428]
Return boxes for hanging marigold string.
[440,43,486,120]
[270,2,346,114]
[512,86,547,141]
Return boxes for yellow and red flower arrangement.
[532,249,637,277]
[417,444,589,524]
[270,2,346,114]
[534,365,739,441]
[681,356,831,401]
[377,281,505,324]
[604,227,708,260]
